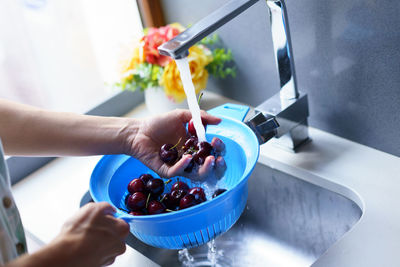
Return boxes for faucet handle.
[246,112,279,144]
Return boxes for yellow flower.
[161,45,213,103]
[119,45,145,83]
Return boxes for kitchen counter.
[11,92,400,266]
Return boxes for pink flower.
[141,25,181,67]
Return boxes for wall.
[161,0,400,157]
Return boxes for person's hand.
[49,202,129,267]
[128,109,227,181]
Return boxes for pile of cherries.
[159,119,220,173]
[123,174,227,216]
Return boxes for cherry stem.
[165,209,175,212]
[164,179,172,185]
[118,207,129,213]
[170,137,182,150]
[146,193,151,208]
[198,92,203,105]
[160,194,166,203]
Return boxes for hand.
[129,109,227,181]
[49,202,129,267]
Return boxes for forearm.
[0,99,140,156]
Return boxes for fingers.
[214,156,227,179]
[200,110,221,125]
[211,137,225,155]
[165,154,193,177]
[174,109,221,125]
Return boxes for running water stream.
[175,57,207,142]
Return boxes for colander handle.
[114,211,131,222]
[208,103,250,122]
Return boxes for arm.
[0,98,226,179]
[0,99,136,157]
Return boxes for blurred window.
[0,0,143,113]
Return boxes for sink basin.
[125,163,362,267]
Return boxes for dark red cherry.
[212,189,227,198]
[197,141,213,158]
[146,178,165,196]
[179,194,197,209]
[160,193,176,210]
[192,152,205,165]
[171,181,190,193]
[189,187,206,203]
[127,178,145,194]
[147,200,165,215]
[182,136,198,152]
[139,174,154,184]
[159,144,178,165]
[170,189,187,206]
[188,119,207,137]
[126,192,147,211]
[129,211,144,216]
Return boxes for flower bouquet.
[116,23,235,112]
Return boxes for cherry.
[160,193,176,210]
[146,178,165,196]
[179,194,197,209]
[147,200,165,215]
[182,136,198,153]
[171,181,190,193]
[212,188,227,198]
[127,178,145,194]
[159,144,178,165]
[129,211,144,216]
[188,119,207,137]
[139,174,154,184]
[189,187,206,203]
[126,192,147,211]
[192,152,205,165]
[197,141,213,158]
[170,189,187,206]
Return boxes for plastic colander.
[89,103,260,249]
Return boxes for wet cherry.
[160,193,176,210]
[188,119,207,137]
[189,187,206,203]
[147,200,165,215]
[182,136,198,153]
[159,144,178,165]
[170,189,187,206]
[146,178,165,196]
[171,181,190,193]
[126,192,147,211]
[212,188,227,198]
[127,178,145,194]
[139,174,153,184]
[179,194,197,209]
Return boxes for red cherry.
[170,189,187,207]
[179,194,197,210]
[126,192,147,211]
[146,178,165,196]
[139,174,153,184]
[189,187,206,203]
[171,181,190,193]
[188,119,207,137]
[127,178,145,194]
[147,200,165,215]
[159,144,178,165]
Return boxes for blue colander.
[89,103,259,249]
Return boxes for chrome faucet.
[159,0,310,152]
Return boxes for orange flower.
[161,45,213,103]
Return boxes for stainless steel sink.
[125,163,362,267]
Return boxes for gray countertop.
[11,92,400,266]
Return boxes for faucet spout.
[158,0,259,59]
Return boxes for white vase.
[144,86,188,115]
